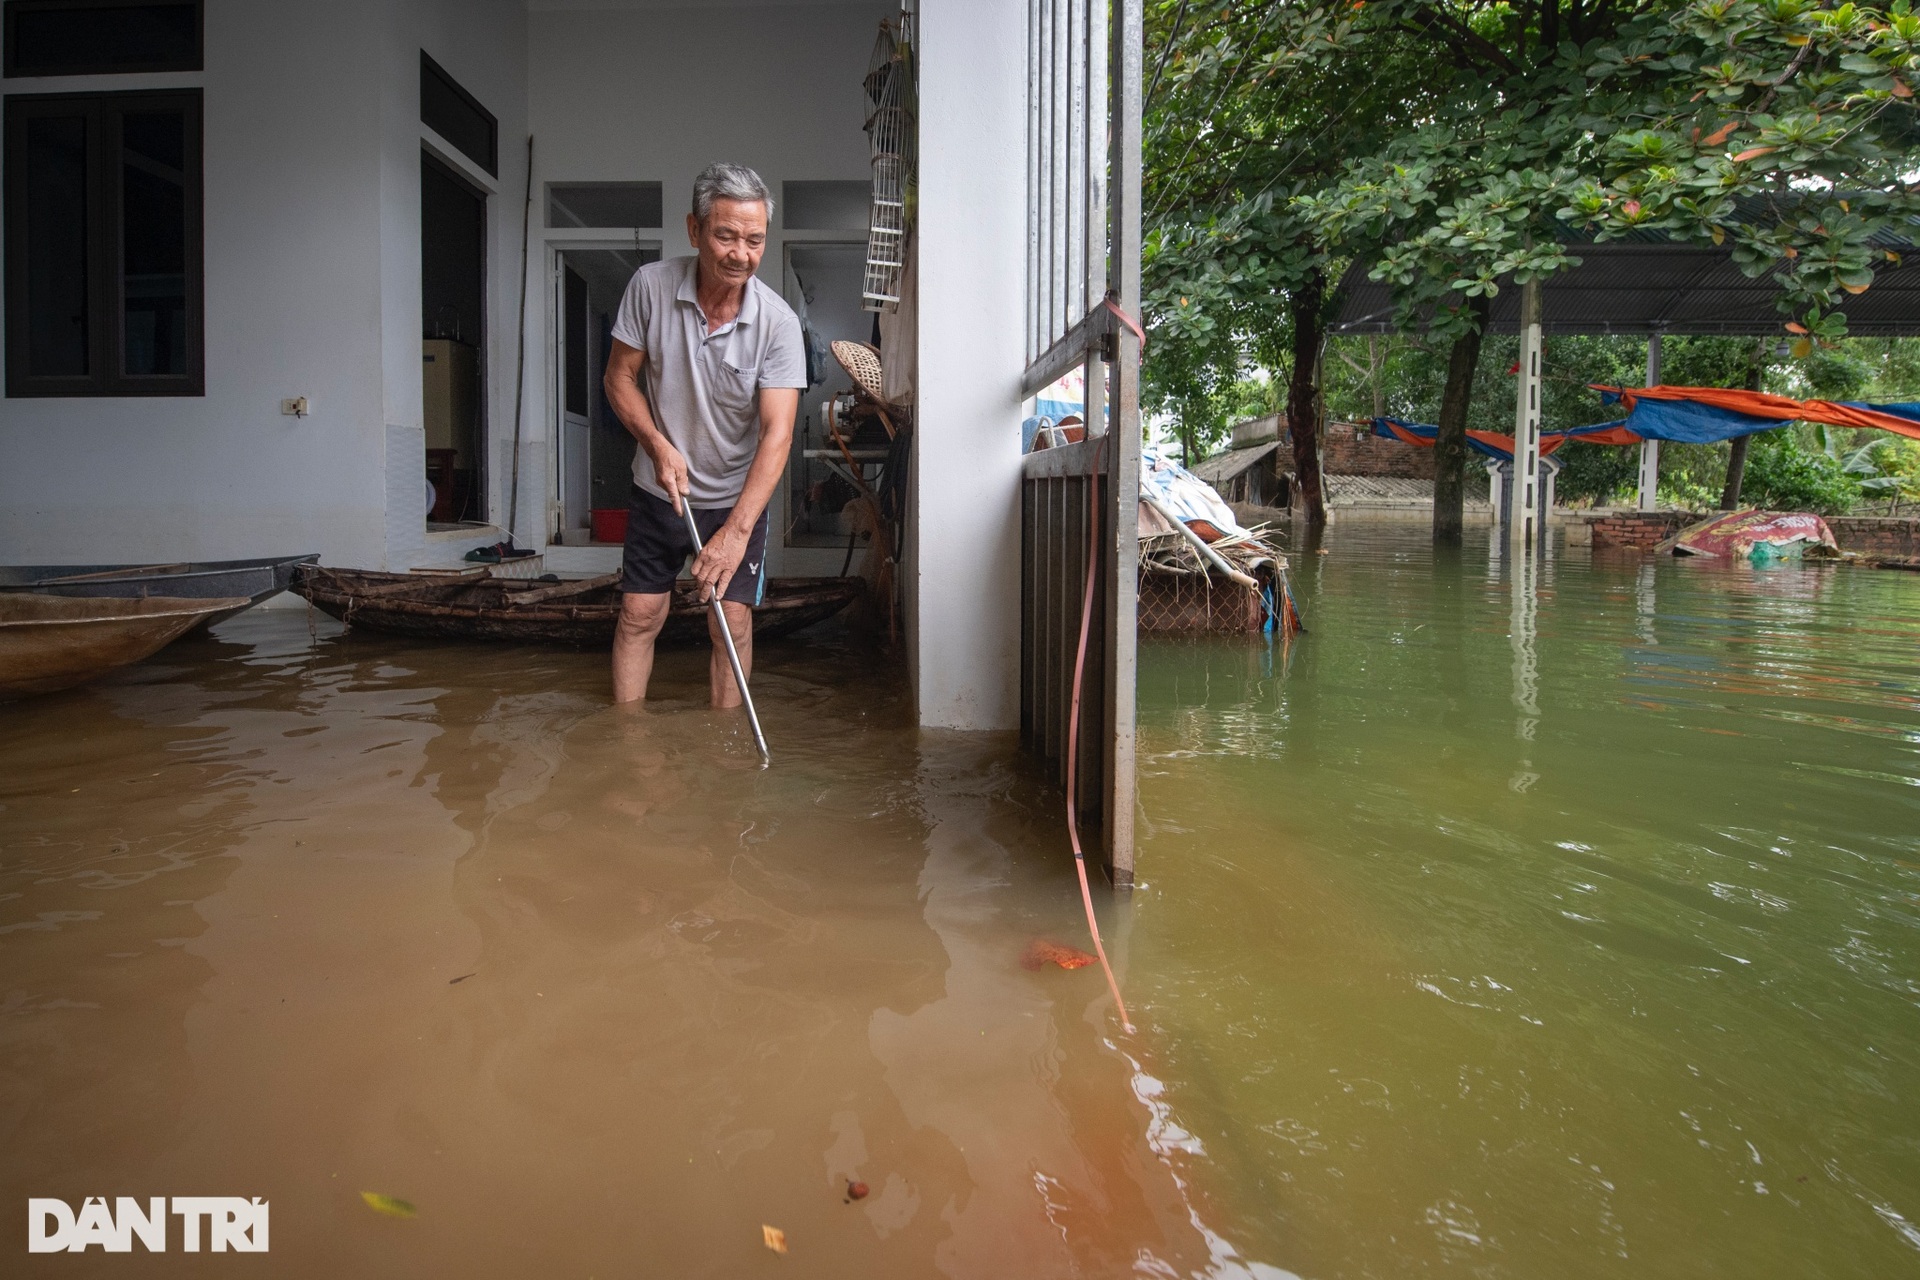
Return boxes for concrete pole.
[1637,331,1662,511]
[1509,279,1544,557]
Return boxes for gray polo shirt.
[610,255,808,507]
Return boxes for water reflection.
[0,612,1288,1276]
[1137,525,1920,1277]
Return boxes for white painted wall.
[2,0,1032,734]
[0,0,526,571]
[525,0,885,577]
[910,0,1028,730]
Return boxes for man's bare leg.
[613,592,670,703]
[708,600,753,708]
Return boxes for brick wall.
[1583,512,1920,554]
[1320,421,1435,479]
[1828,517,1920,557]
[1586,510,1687,549]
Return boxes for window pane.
[120,108,186,376]
[420,53,496,177]
[9,4,200,76]
[547,182,662,229]
[24,112,88,377]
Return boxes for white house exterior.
[0,0,1035,732]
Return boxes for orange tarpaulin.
[1599,387,1920,442]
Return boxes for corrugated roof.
[1333,231,1920,337]
[1192,440,1280,484]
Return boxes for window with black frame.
[2,0,202,78]
[4,89,202,396]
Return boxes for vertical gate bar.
[1020,477,1034,740]
[1034,477,1051,758]
[1076,474,1095,797]
[1066,0,1085,336]
[1079,472,1106,831]
[1026,0,1039,362]
[1039,0,1053,348]
[1037,0,1053,354]
[1085,0,1108,328]
[1050,476,1067,767]
[1075,477,1090,790]
[1103,0,1143,887]
[1034,479,1048,748]
[1051,0,1069,344]
[1052,477,1067,759]
[1053,478,1070,784]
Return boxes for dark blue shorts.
[619,484,768,606]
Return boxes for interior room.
[421,151,488,526]
[783,239,875,547]
[552,242,660,544]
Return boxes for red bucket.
[590,508,628,543]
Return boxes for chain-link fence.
[1137,569,1262,633]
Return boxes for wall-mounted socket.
[281,397,310,418]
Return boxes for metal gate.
[1018,0,1142,888]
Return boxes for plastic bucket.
[590,508,628,543]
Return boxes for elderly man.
[603,163,806,707]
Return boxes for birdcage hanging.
[861,16,915,313]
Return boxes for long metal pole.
[679,503,770,765]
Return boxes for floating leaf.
[761,1224,788,1254]
[1022,939,1096,971]
[361,1192,416,1219]
[1785,322,1809,335]
[1703,121,1738,146]
[1730,146,1777,163]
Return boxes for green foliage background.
[1304,331,1920,511]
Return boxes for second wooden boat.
[290,566,862,648]
[0,594,251,700]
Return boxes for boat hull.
[290,568,862,649]
[0,595,252,699]
[0,555,319,630]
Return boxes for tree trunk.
[1719,436,1750,509]
[1432,293,1493,543]
[1287,270,1329,527]
[1719,348,1764,509]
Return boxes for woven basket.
[831,339,887,403]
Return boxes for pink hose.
[1064,444,1133,1034]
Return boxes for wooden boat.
[290,566,863,648]
[0,594,251,700]
[0,554,319,630]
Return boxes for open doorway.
[553,245,661,544]
[421,152,487,526]
[783,241,872,546]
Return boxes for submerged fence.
[1018,0,1142,887]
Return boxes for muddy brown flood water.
[1,612,1232,1278]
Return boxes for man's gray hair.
[692,162,774,223]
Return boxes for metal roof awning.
[1332,241,1920,337]
[1191,440,1280,485]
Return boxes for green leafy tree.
[1146,1,1919,544]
